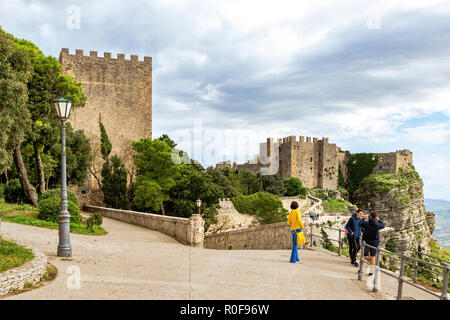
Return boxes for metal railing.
[309,222,345,256]
[357,241,449,300]
[308,222,449,300]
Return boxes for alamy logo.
[67,5,81,30]
[66,265,81,290]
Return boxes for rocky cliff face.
[354,165,435,256]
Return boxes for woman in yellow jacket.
[287,201,306,263]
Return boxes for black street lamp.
[53,97,73,257]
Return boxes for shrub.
[259,174,286,196]
[323,198,352,213]
[231,192,287,224]
[337,187,349,201]
[101,155,129,210]
[4,179,29,204]
[90,212,103,226]
[38,196,81,224]
[38,188,79,207]
[283,178,308,197]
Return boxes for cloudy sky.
[1,0,450,199]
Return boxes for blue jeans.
[290,229,300,262]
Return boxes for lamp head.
[53,97,72,121]
[196,197,202,208]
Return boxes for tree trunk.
[160,200,165,216]
[34,144,46,194]
[89,167,102,189]
[13,145,38,207]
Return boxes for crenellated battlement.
[277,135,332,147]
[215,135,411,191]
[60,48,152,64]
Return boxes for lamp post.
[53,97,73,257]
[196,197,202,215]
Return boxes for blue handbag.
[296,228,302,233]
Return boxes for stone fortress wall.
[59,48,152,203]
[216,135,413,191]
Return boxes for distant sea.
[424,198,450,249]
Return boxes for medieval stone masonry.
[217,136,413,190]
[59,49,152,151]
[59,49,152,202]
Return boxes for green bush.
[3,179,29,204]
[337,187,349,201]
[38,196,81,224]
[231,192,287,224]
[283,178,308,197]
[38,188,79,207]
[323,198,352,213]
[90,212,103,226]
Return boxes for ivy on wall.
[345,153,379,202]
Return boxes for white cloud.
[1,0,450,198]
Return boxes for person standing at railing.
[359,211,385,275]
[288,201,306,263]
[345,209,364,267]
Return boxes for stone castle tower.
[217,136,413,190]
[59,49,152,203]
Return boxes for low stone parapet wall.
[83,205,205,247]
[204,195,320,250]
[204,222,294,250]
[0,248,47,296]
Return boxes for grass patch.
[0,238,34,273]
[0,199,34,213]
[322,198,352,213]
[1,199,107,236]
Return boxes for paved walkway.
[0,217,438,300]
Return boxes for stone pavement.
[1,217,438,300]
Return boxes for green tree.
[102,155,129,209]
[346,153,379,202]
[283,177,307,197]
[231,192,287,224]
[48,123,92,187]
[0,31,88,207]
[156,134,176,149]
[237,170,262,195]
[0,28,36,205]
[98,122,128,209]
[132,138,182,215]
[100,122,112,161]
[167,164,224,230]
[13,36,87,195]
[259,174,286,196]
[206,167,240,198]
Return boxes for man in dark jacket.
[345,209,364,267]
[359,211,385,275]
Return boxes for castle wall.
[59,48,152,162]
[318,138,339,190]
[59,49,152,200]
[372,152,397,174]
[214,137,413,192]
[337,149,351,181]
[396,150,413,172]
[372,150,412,175]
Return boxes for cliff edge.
[353,164,435,255]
